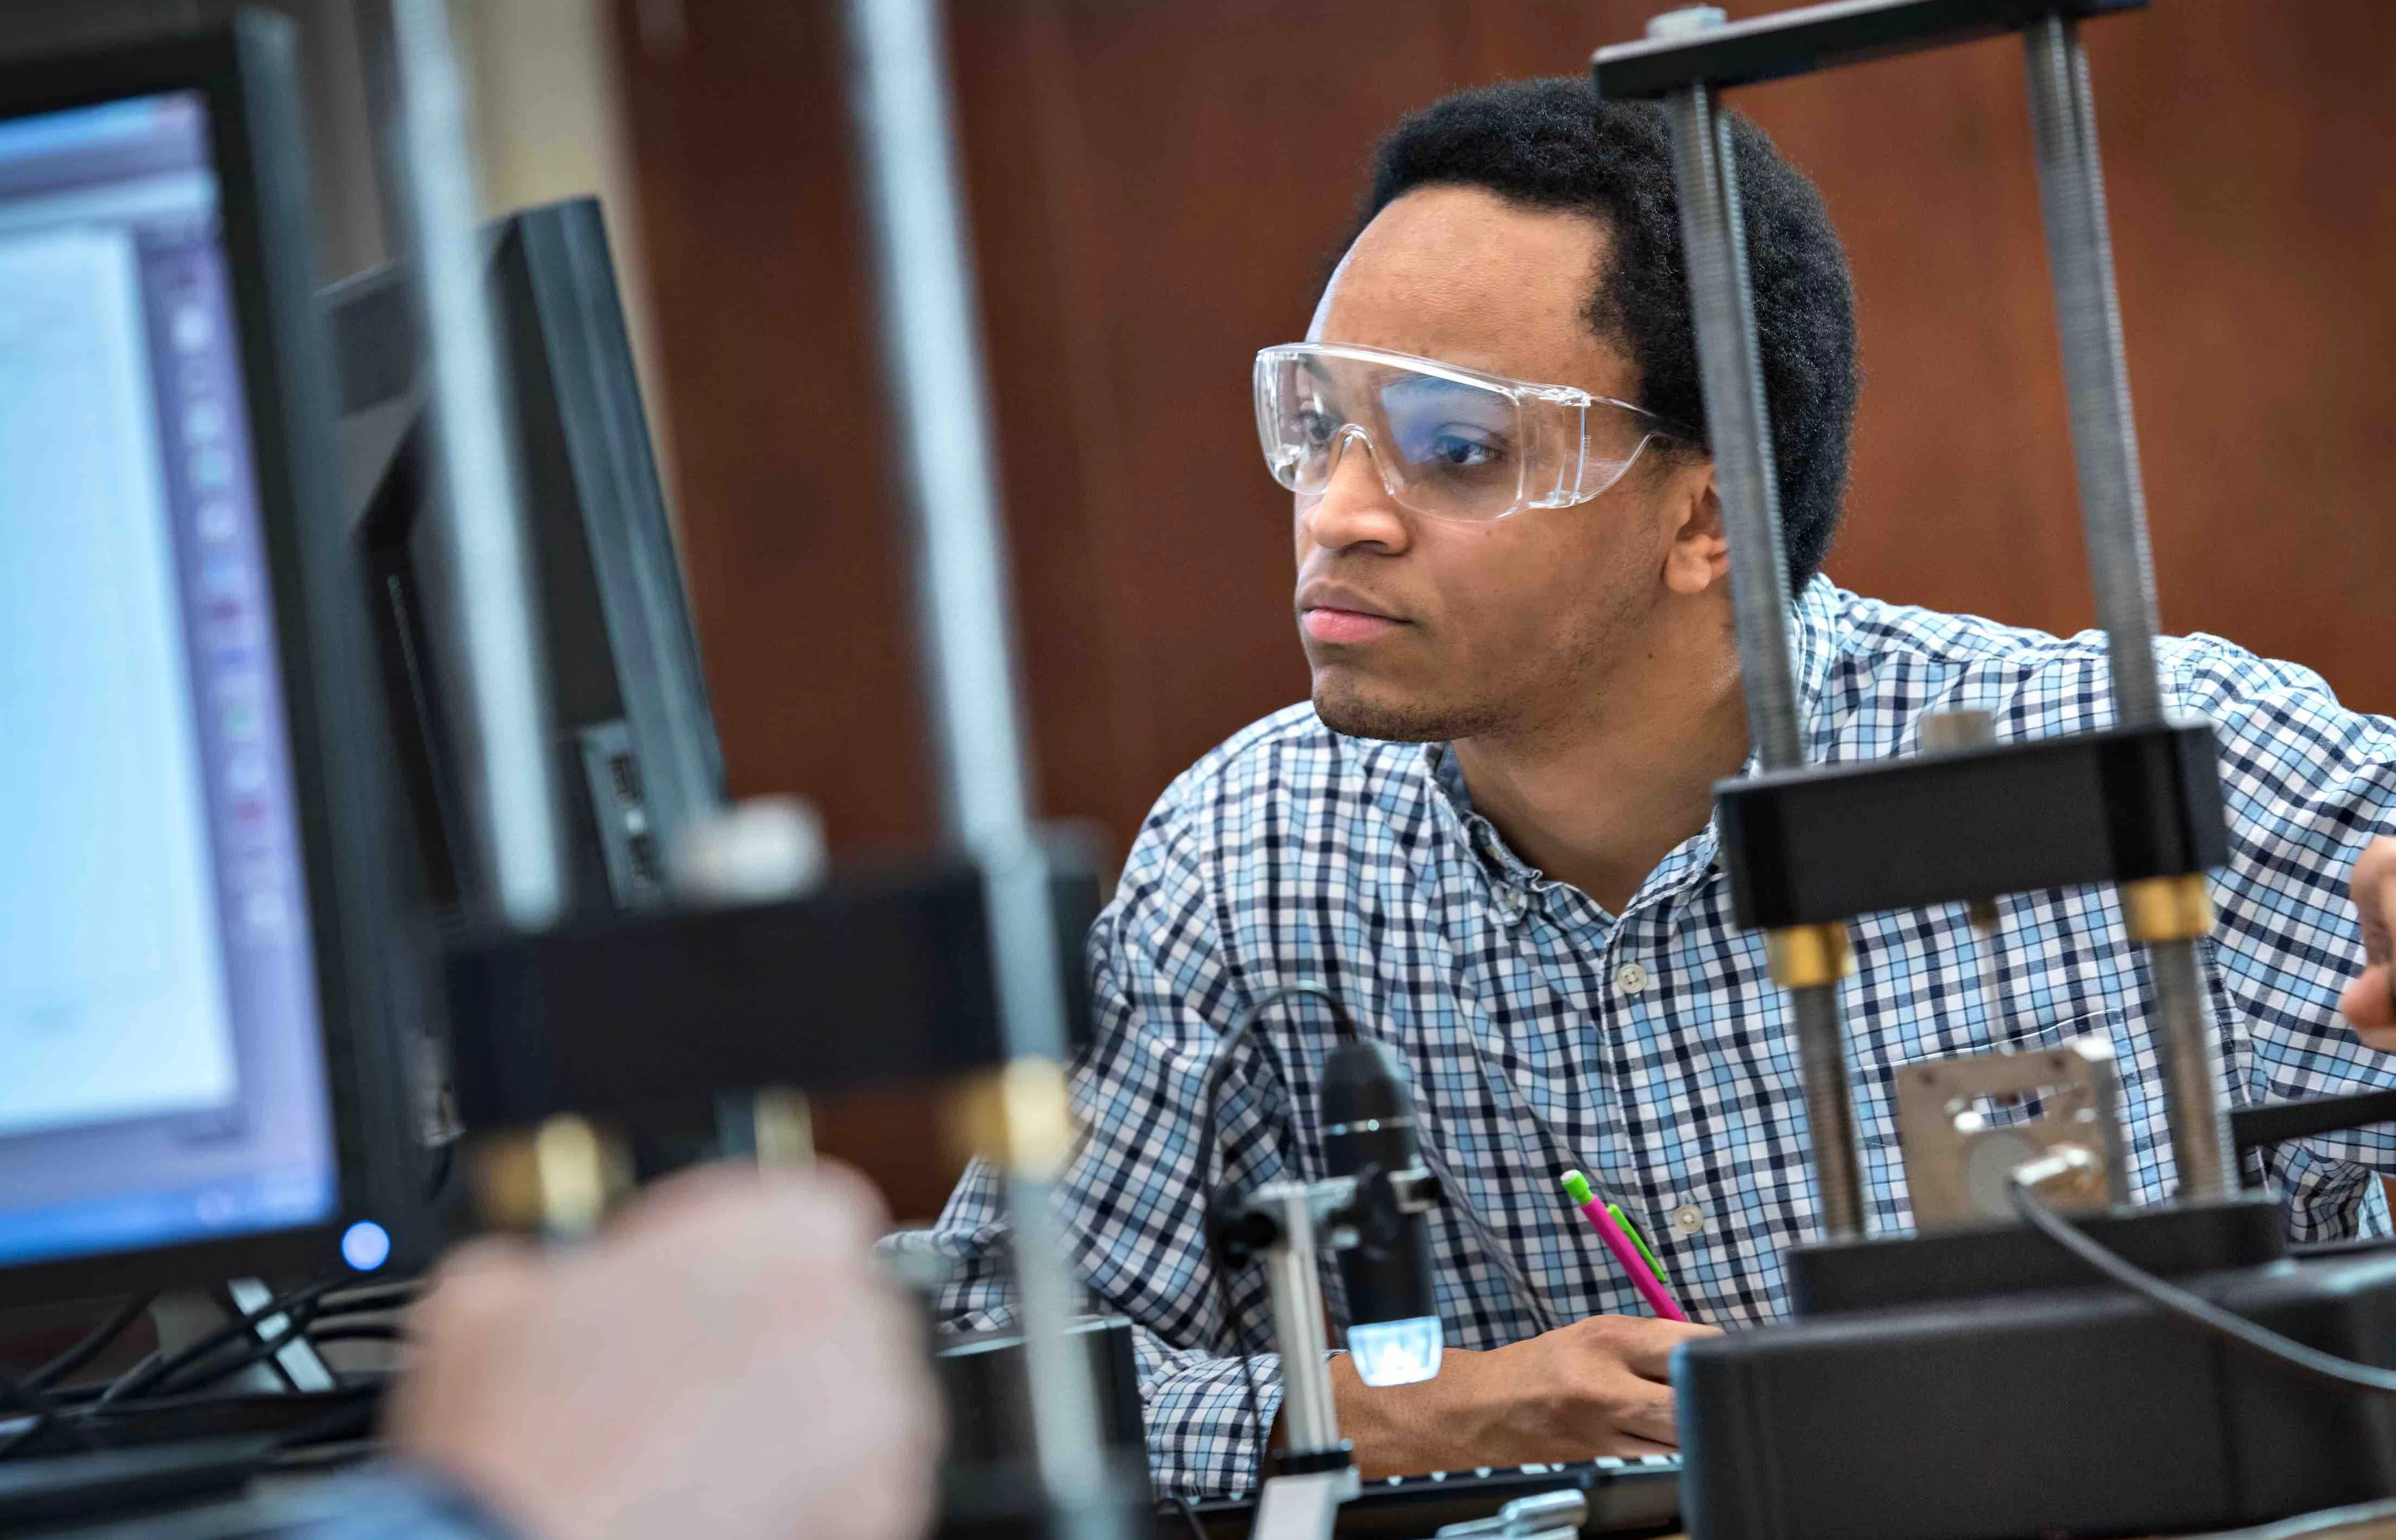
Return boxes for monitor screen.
[0,90,338,1269]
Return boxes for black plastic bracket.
[1713,720,2226,928]
[441,858,1100,1136]
[2232,1090,2396,1157]
[1787,1195,2285,1315]
[1591,0,2145,102]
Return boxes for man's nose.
[1300,429,1411,553]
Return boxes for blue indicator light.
[341,1220,391,1272]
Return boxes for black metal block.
[1787,1196,2284,1315]
[1592,0,2144,103]
[1712,721,2226,928]
[2235,1090,2396,1157]
[1679,1232,2396,1539]
[442,858,1101,1134]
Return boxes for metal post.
[1667,72,1866,1240]
[841,1,1124,1535]
[1256,1189,1342,1458]
[383,0,567,931]
[2024,16,2232,1200]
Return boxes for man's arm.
[895,798,1301,1499]
[1331,1314,1711,1477]
[2180,647,2396,1230]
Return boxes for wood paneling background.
[610,1,2396,1218]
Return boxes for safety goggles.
[1254,342,1680,524]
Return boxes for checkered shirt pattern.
[892,578,2396,1499]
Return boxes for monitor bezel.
[0,13,434,1307]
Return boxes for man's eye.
[1424,429,1506,468]
[1296,406,1340,447]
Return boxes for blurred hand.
[1333,1313,1719,1479]
[390,1163,939,1540]
[2341,837,2396,1051]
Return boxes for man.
[905,77,2396,1499]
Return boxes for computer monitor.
[0,16,428,1306]
[323,196,726,921]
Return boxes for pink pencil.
[1561,1170,1688,1322]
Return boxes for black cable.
[56,1383,376,1426]
[28,1293,157,1391]
[1169,1493,1215,1540]
[1198,981,1347,1492]
[96,1279,335,1407]
[314,1281,422,1316]
[132,1300,332,1402]
[269,1394,379,1454]
[2009,1177,2396,1395]
[303,1324,402,1346]
[0,1361,95,1456]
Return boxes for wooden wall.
[609,1,2396,1218]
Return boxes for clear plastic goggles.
[1255,342,1676,523]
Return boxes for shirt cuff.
[1147,1350,1288,1500]
[286,1462,529,1540]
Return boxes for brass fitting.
[950,1057,1078,1180]
[1767,922,1854,990]
[2118,873,2214,944]
[748,1086,816,1170]
[472,1114,631,1238]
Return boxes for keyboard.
[1167,1454,1682,1538]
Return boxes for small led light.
[1346,1315,1443,1387]
[341,1220,391,1273]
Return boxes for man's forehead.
[1305,186,1622,390]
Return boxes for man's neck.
[1449,627,1750,916]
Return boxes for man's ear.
[1661,462,1729,597]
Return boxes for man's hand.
[390,1163,940,1540]
[1331,1314,1719,1478]
[2342,837,2396,1050]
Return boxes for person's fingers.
[618,1160,890,1264]
[1594,1371,1682,1446]
[2341,965,2396,1045]
[2345,842,2396,1035]
[404,1236,541,1346]
[1608,1318,1721,1382]
[2355,840,2396,937]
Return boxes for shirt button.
[1615,961,1649,995]
[1672,1204,1707,1236]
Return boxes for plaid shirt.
[898,578,2396,1498]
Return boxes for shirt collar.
[1755,574,1846,772]
[1421,575,1849,914]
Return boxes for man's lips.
[1302,606,1405,645]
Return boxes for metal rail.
[842,2,1129,1536]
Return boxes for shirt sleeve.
[2173,640,2396,1237]
[889,784,1297,1499]
[288,1466,525,1540]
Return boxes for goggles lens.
[1255,343,1663,522]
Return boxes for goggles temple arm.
[1551,398,1595,507]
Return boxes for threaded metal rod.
[1791,983,1865,1238]
[2148,937,2234,1200]
[1669,82,1864,1238]
[2025,18,2232,1202]
[2023,15,2160,727]
[1669,85,1803,772]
